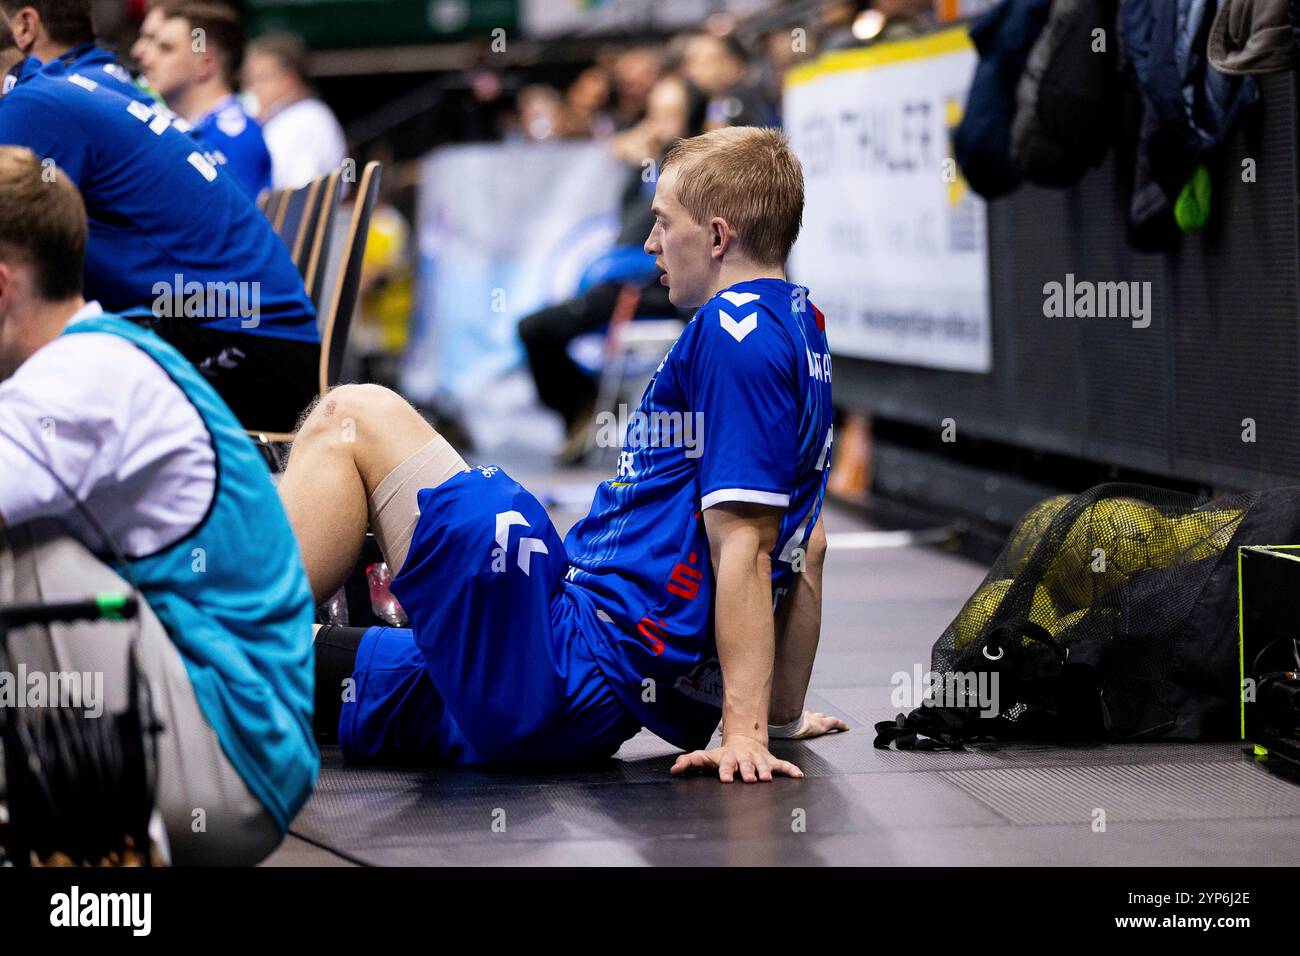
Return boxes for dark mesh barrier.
[835,73,1300,490]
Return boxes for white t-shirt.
[0,303,217,558]
[263,96,348,191]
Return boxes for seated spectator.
[144,1,271,197]
[0,146,317,864]
[680,31,775,130]
[0,0,321,432]
[609,45,663,129]
[243,32,346,190]
[561,63,614,139]
[518,73,705,462]
[510,83,564,141]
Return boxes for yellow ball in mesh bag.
[1170,507,1244,564]
[1022,583,1062,647]
[1005,495,1073,575]
[953,579,1011,651]
[953,580,1058,651]
[1048,497,1167,609]
[1050,607,1089,642]
[1104,498,1179,574]
[1028,583,1059,629]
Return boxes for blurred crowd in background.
[6,0,951,442]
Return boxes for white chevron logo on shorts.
[718,291,760,341]
[493,510,548,576]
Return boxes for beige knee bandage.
[368,435,470,575]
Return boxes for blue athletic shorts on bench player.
[338,466,641,766]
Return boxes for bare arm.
[708,501,780,745]
[670,502,804,782]
[770,517,825,723]
[768,518,848,738]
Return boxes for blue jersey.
[18,44,156,108]
[563,278,835,749]
[45,47,259,191]
[193,95,273,198]
[0,58,317,342]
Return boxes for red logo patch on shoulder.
[811,303,826,331]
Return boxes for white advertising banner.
[402,141,629,408]
[785,29,991,373]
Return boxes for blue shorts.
[338,466,641,767]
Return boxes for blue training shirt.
[18,44,157,107]
[30,45,250,184]
[0,57,317,342]
[563,278,835,750]
[193,94,273,198]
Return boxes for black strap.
[874,707,977,751]
[876,621,1108,751]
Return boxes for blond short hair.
[661,126,804,266]
[0,147,87,300]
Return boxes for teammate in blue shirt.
[3,3,255,198]
[143,2,272,198]
[0,0,319,432]
[3,0,156,105]
[282,126,847,781]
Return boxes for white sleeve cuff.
[700,487,791,510]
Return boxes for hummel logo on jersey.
[492,510,548,576]
[720,291,760,308]
[477,465,499,478]
[718,290,760,342]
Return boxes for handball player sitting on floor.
[281,127,848,782]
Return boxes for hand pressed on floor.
[670,734,805,783]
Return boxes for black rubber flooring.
[264,466,1300,866]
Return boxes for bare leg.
[279,384,443,603]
